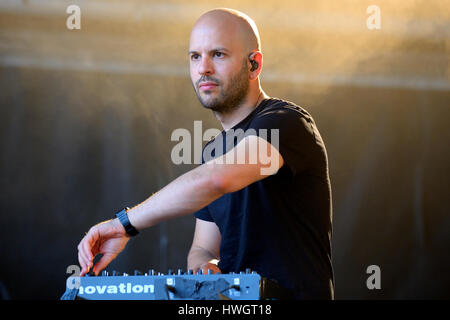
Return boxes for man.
[77,8,334,299]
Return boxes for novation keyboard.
[61,268,293,300]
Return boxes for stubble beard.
[194,60,250,114]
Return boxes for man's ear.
[248,51,263,79]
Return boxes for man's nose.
[198,56,214,75]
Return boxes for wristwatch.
[115,207,139,237]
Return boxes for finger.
[79,252,92,276]
[201,266,212,274]
[78,247,91,274]
[78,233,97,273]
[206,264,221,274]
[78,237,93,266]
[84,229,99,261]
[80,228,99,268]
[81,239,94,265]
[80,265,88,277]
[77,226,100,275]
[77,242,89,275]
[79,258,89,276]
[92,253,116,276]
[211,266,221,274]
[77,251,86,275]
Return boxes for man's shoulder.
[256,97,313,121]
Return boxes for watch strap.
[115,207,139,237]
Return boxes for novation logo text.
[78,283,154,295]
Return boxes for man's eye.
[214,52,224,58]
[191,54,200,60]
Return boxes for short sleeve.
[245,107,324,176]
[193,205,214,222]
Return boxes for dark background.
[0,0,449,299]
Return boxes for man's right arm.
[78,136,282,275]
[187,218,221,274]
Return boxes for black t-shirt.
[194,97,334,299]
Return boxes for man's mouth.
[199,82,218,90]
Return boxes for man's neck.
[214,89,269,131]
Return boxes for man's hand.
[77,218,129,276]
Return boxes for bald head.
[189,9,263,115]
[191,8,261,54]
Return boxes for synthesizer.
[61,268,293,300]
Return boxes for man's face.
[189,21,250,113]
